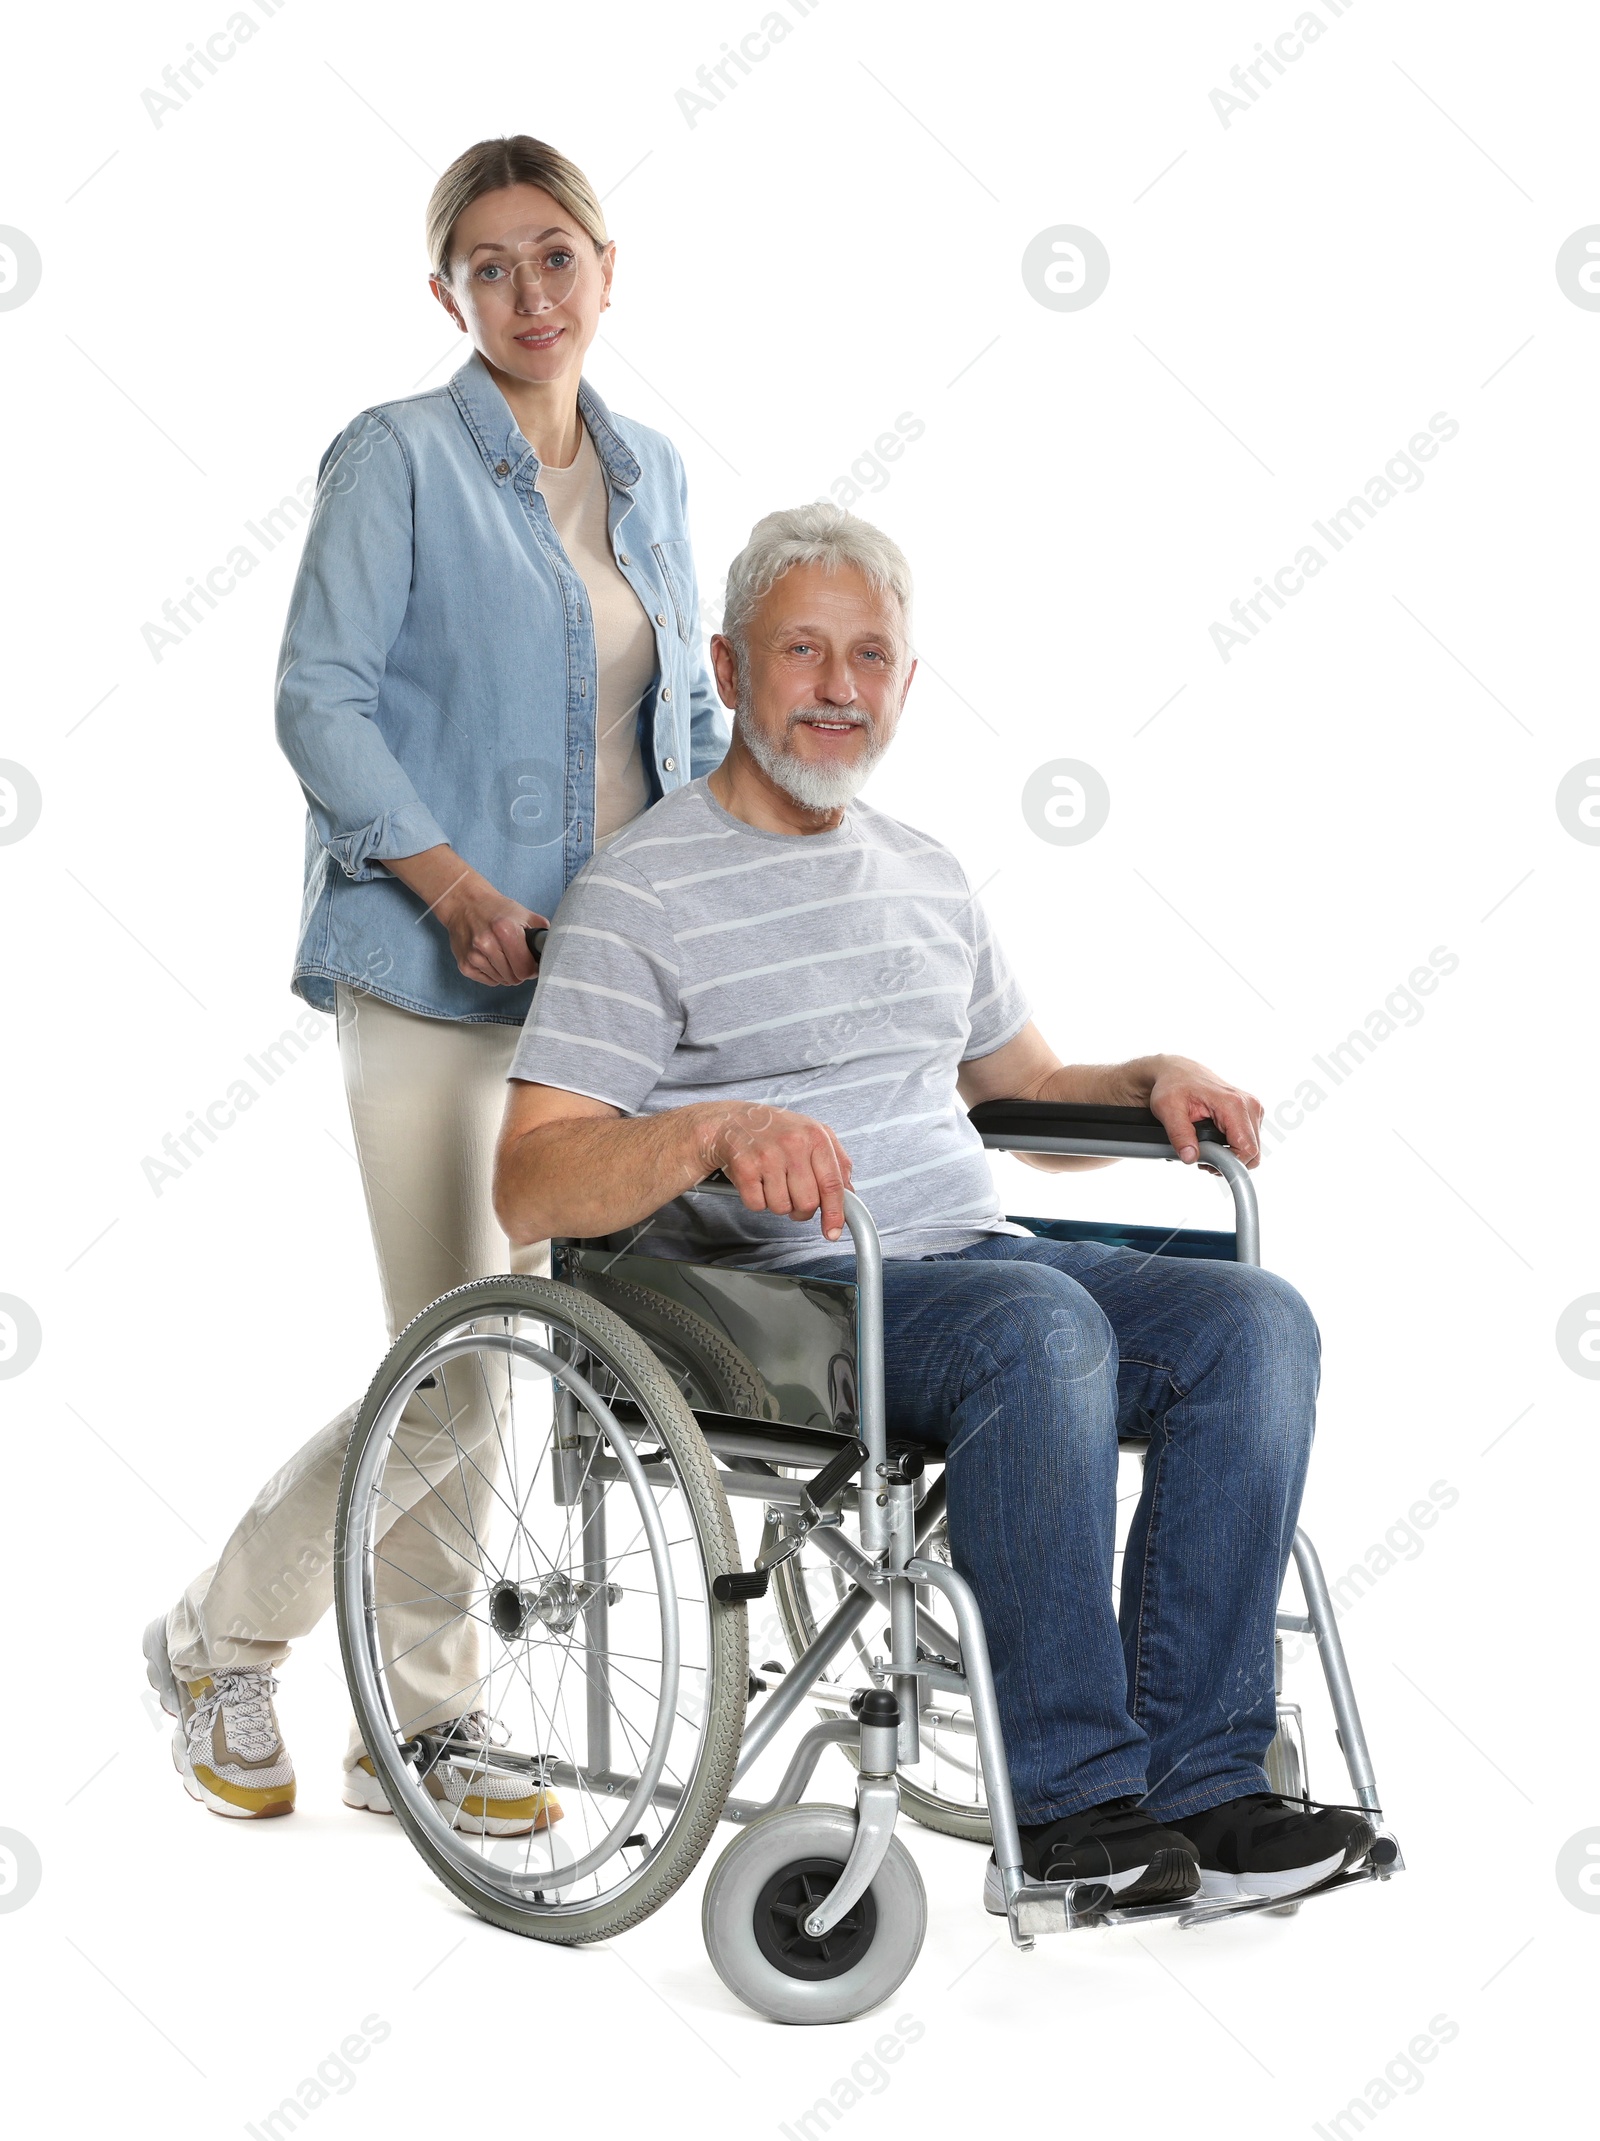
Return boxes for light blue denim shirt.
[278,352,728,1023]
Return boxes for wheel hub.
[753,1858,878,1981]
[489,1571,621,1640]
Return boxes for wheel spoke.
[769,1501,987,1830]
[347,1299,726,1924]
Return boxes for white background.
[1,0,1593,2132]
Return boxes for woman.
[143,136,726,1827]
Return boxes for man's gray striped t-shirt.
[508,778,1032,1268]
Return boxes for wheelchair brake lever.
[802,1436,872,1519]
[753,1437,870,1578]
[753,1527,813,1578]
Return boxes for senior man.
[494,503,1373,1907]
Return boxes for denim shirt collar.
[448,350,642,491]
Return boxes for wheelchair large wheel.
[702,1805,926,2024]
[336,1275,747,1943]
[765,1512,991,1845]
[572,1271,773,1418]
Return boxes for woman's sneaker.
[343,1715,563,1837]
[984,1796,1201,1913]
[1166,1792,1375,1899]
[143,1615,296,1820]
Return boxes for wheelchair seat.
[556,1204,1239,1446]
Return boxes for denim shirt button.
[655,611,667,627]
[618,550,631,565]
[661,686,672,702]
[663,756,677,773]
[496,460,510,476]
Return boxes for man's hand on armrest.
[1140,1056,1263,1168]
[493,1084,856,1246]
[957,1022,1264,1171]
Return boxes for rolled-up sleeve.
[275,412,452,881]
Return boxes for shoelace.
[438,1710,509,1751]
[1226,1792,1381,1822]
[1077,1798,1167,1837]
[419,1712,504,1783]
[424,1712,553,1796]
[193,1671,281,1762]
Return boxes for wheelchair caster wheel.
[702,1806,926,2024]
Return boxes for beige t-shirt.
[537,426,655,848]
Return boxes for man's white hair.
[721,502,914,657]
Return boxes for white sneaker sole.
[1195,1849,1347,1900]
[168,1728,272,1819]
[436,1804,543,1839]
[342,1762,544,1837]
[145,1614,293,1820]
[342,1768,395,1817]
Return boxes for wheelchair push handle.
[524,925,549,965]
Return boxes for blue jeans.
[799,1234,1319,1824]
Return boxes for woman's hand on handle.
[442,887,549,987]
[382,844,548,987]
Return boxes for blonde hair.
[425,136,608,284]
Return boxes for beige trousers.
[168,984,542,1751]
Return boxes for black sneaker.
[983,1796,1200,1914]
[1166,1793,1375,1900]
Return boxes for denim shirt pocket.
[650,540,696,643]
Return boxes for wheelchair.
[334,1100,1404,2024]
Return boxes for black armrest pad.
[968,1100,1225,1147]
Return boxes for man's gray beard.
[734,695,884,814]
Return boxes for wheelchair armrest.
[969,1101,1259,1266]
[967,1100,1226,1153]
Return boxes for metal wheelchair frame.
[675,1113,1403,1953]
[336,1104,1404,2019]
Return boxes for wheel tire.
[896,1778,992,1844]
[702,1805,926,2024]
[576,1273,773,1419]
[336,1274,748,1945]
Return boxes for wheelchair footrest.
[1175,1851,1403,1931]
[712,1569,770,1603]
[1005,1841,1402,1941]
[1003,1875,1202,1937]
